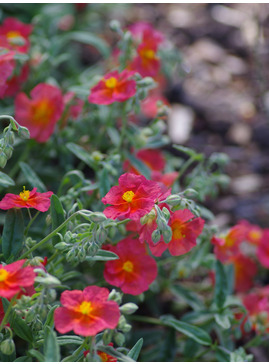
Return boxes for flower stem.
[24,211,40,236]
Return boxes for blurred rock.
[167,104,195,143]
[231,174,263,195]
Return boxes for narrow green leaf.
[128,338,143,361]
[214,260,228,309]
[44,327,60,362]
[2,209,24,261]
[160,315,212,346]
[44,305,59,328]
[28,349,45,362]
[125,152,151,180]
[67,31,110,58]
[66,142,94,168]
[214,313,231,329]
[50,194,66,244]
[57,336,83,346]
[85,249,119,262]
[14,356,32,362]
[0,172,15,187]
[96,345,134,362]
[19,162,47,192]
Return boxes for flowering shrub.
[0,4,267,362]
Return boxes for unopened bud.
[96,227,107,244]
[18,126,30,139]
[102,329,113,345]
[120,303,138,315]
[109,20,121,32]
[121,323,132,333]
[6,131,15,145]
[151,229,161,244]
[0,151,7,168]
[35,274,61,287]
[162,226,172,244]
[165,194,181,206]
[114,332,125,346]
[0,339,15,355]
[91,151,104,162]
[108,289,122,304]
[55,242,69,250]
[162,207,170,221]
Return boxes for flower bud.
[109,20,121,32]
[164,194,181,206]
[55,242,69,250]
[91,151,104,162]
[117,316,127,330]
[151,229,161,244]
[102,329,113,345]
[96,227,107,244]
[162,226,172,244]
[108,289,122,304]
[6,131,15,145]
[0,151,7,168]
[162,207,170,221]
[121,323,132,333]
[114,332,125,346]
[18,125,30,139]
[0,339,15,355]
[120,303,138,315]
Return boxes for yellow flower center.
[249,230,262,241]
[122,260,134,273]
[172,222,186,240]
[122,190,135,203]
[79,301,92,315]
[142,49,156,60]
[99,352,109,362]
[6,30,21,40]
[105,77,117,89]
[19,186,30,201]
[0,268,9,282]
[32,100,51,123]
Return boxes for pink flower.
[0,50,16,98]
[257,229,269,268]
[0,187,53,212]
[102,173,163,221]
[15,83,64,142]
[2,64,29,98]
[0,260,35,299]
[128,22,164,46]
[148,209,204,257]
[0,17,33,53]
[88,70,136,105]
[54,286,120,336]
[232,254,257,293]
[103,237,157,295]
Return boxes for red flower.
[128,22,164,46]
[257,229,269,268]
[151,171,179,188]
[148,209,204,257]
[2,64,29,98]
[103,237,157,295]
[124,149,166,175]
[88,70,136,105]
[232,254,257,293]
[0,50,16,98]
[0,260,35,299]
[0,17,33,53]
[15,83,64,143]
[239,220,263,245]
[102,173,163,221]
[0,187,53,212]
[129,38,160,78]
[83,343,117,362]
[211,223,247,263]
[141,92,169,119]
[54,286,120,336]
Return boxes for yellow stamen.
[6,31,21,40]
[122,190,135,203]
[79,301,92,315]
[142,49,156,60]
[0,268,9,282]
[105,77,117,89]
[19,186,30,201]
[32,100,51,122]
[249,230,262,241]
[122,260,134,273]
[172,222,185,240]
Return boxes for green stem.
[178,156,196,183]
[19,211,81,259]
[24,211,40,236]
[129,315,163,326]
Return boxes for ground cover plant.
[0,3,269,362]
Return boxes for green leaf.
[2,209,24,261]
[160,315,212,346]
[67,31,110,58]
[96,345,134,362]
[99,168,111,197]
[66,142,94,168]
[2,298,33,343]
[57,336,83,346]
[215,346,230,362]
[128,338,143,361]
[44,327,60,362]
[19,162,47,192]
[44,305,59,328]
[28,349,45,362]
[14,356,32,362]
[173,145,204,161]
[171,284,204,311]
[50,194,66,244]
[214,313,231,329]
[214,260,228,310]
[0,172,15,187]
[124,152,151,180]
[85,249,119,261]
